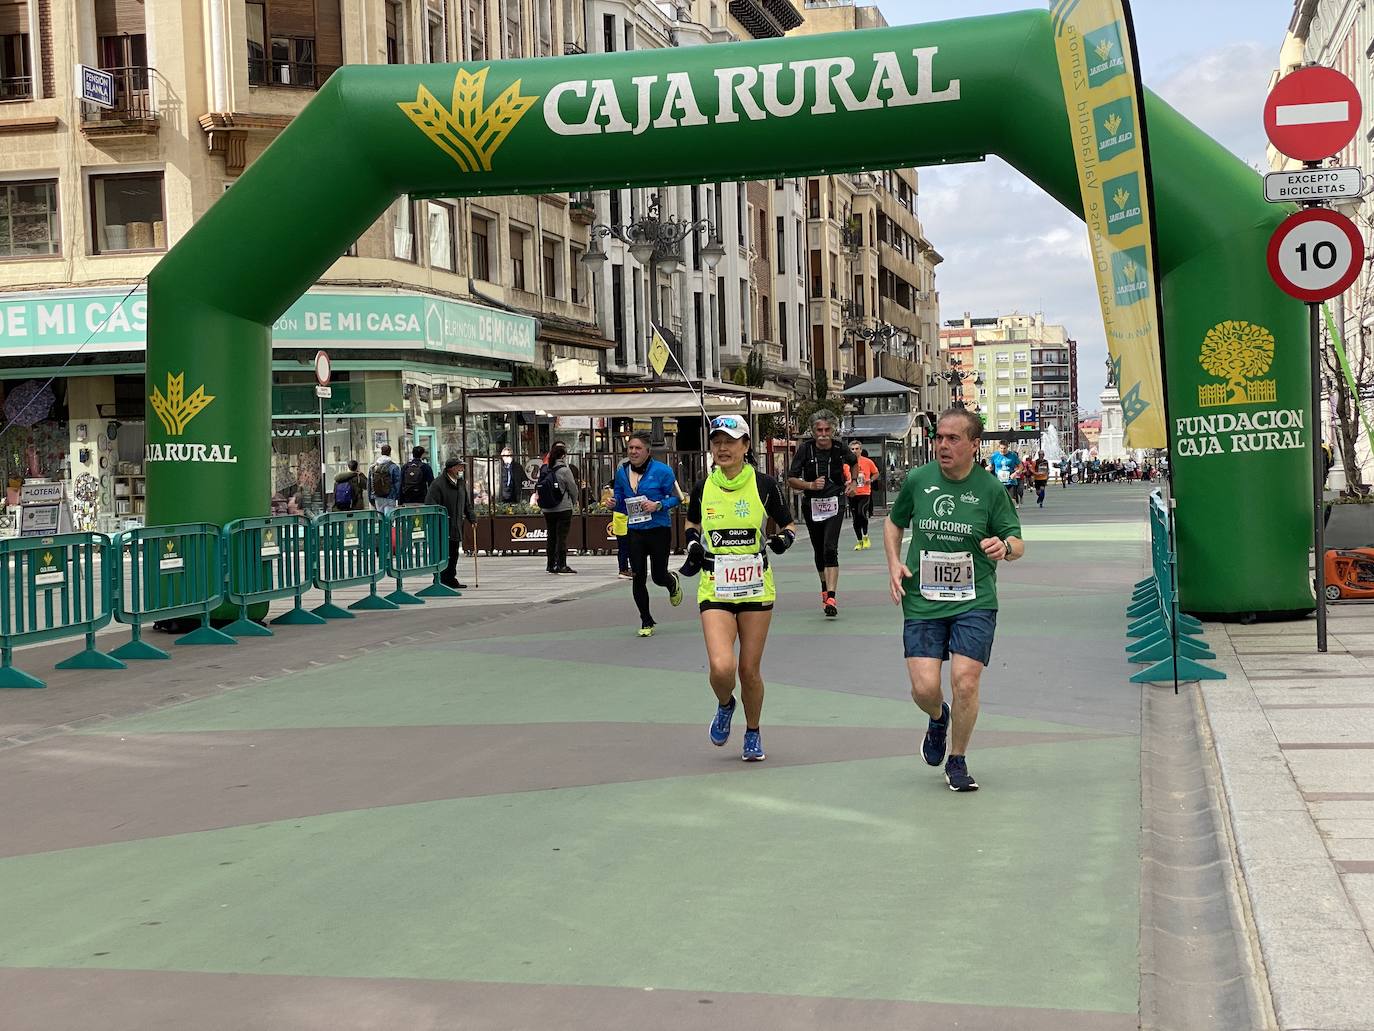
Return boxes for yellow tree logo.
[1094,38,1116,61]
[399,68,537,173]
[150,372,215,436]
[1113,187,1132,210]
[1122,261,1140,281]
[1104,112,1123,136]
[1199,321,1277,407]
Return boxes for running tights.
[805,512,844,572]
[850,496,872,539]
[628,526,674,625]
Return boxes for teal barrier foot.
[350,594,400,611]
[1127,599,1160,618]
[272,606,327,626]
[0,665,45,689]
[1133,575,1154,590]
[1127,616,1164,639]
[1176,614,1205,633]
[1127,630,1170,655]
[55,648,126,671]
[311,601,356,620]
[175,625,238,646]
[384,589,425,606]
[1131,637,1217,663]
[110,638,170,660]
[223,618,273,638]
[416,582,460,599]
[1131,656,1227,684]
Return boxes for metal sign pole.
[1311,298,1329,652]
[318,393,328,515]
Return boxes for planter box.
[489,514,553,554]
[1326,503,1374,550]
[583,514,617,554]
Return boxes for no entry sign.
[1267,208,1365,302]
[1264,66,1362,162]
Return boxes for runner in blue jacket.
[611,432,684,636]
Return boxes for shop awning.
[462,388,782,417]
[844,413,919,439]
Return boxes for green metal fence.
[384,505,460,604]
[223,515,325,638]
[0,532,124,689]
[312,510,397,619]
[112,522,234,658]
[1128,491,1225,686]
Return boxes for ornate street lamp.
[581,192,724,332]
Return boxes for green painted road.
[0,481,1152,1030]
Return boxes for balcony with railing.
[80,67,159,139]
[0,75,32,101]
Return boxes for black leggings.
[850,495,872,539]
[544,509,571,571]
[804,511,844,573]
[628,526,674,625]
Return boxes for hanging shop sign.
[0,289,536,364]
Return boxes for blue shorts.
[903,609,998,666]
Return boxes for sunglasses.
[710,417,744,431]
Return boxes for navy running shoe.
[710,698,736,746]
[945,755,978,792]
[742,728,765,762]
[922,702,950,767]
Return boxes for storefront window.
[90,172,166,253]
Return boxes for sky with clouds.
[877,0,1293,407]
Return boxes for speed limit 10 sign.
[1267,208,1365,302]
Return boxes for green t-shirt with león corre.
[888,461,1022,620]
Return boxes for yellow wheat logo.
[1113,187,1132,210]
[399,68,537,173]
[42,551,53,565]
[1104,113,1122,136]
[1122,261,1140,282]
[1095,38,1116,61]
[150,372,214,437]
[165,540,175,554]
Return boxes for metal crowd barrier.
[0,532,124,689]
[384,505,459,604]
[1126,491,1224,686]
[223,515,324,638]
[112,522,234,659]
[312,510,396,618]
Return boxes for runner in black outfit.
[787,410,855,618]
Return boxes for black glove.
[680,529,705,577]
[767,528,795,555]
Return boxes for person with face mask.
[425,457,476,589]
[610,432,684,636]
[497,447,527,504]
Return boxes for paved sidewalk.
[1200,606,1374,1031]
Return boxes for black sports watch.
[1001,537,1014,559]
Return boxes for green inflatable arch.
[146,9,1308,618]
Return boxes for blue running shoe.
[742,728,765,762]
[710,698,736,746]
[945,754,978,792]
[922,702,950,767]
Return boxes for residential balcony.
[0,75,32,101]
[728,0,803,38]
[80,67,159,139]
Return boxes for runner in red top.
[847,440,880,551]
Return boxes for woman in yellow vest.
[680,415,796,762]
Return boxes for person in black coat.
[497,447,529,503]
[425,457,477,588]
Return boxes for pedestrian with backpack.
[399,446,435,505]
[332,459,367,511]
[537,442,581,574]
[369,444,402,515]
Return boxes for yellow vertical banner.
[1050,0,1167,448]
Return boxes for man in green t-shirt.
[884,408,1023,792]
